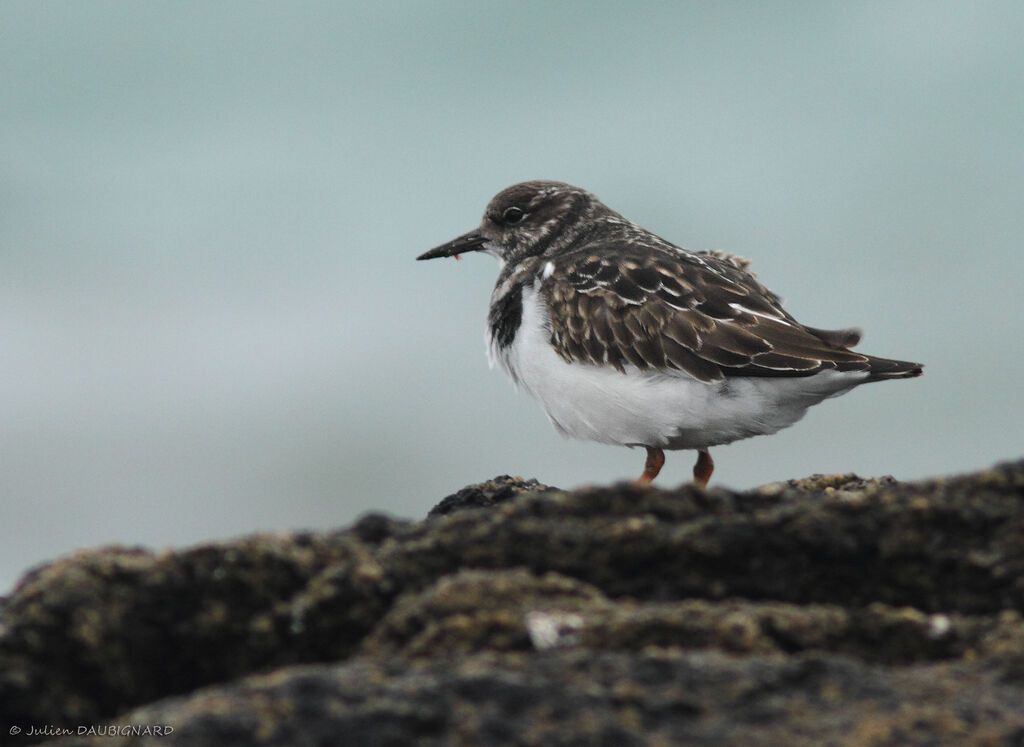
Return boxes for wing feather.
[543,246,872,382]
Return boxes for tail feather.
[806,325,862,349]
[804,324,922,381]
[865,355,924,381]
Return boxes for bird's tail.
[864,355,924,381]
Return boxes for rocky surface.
[1,462,1023,745]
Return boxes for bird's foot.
[637,446,665,484]
[693,449,714,488]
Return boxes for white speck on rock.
[525,610,583,650]
[928,614,952,639]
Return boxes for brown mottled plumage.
[418,181,922,485]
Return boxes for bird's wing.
[542,244,871,383]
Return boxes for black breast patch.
[489,282,524,350]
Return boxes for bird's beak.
[417,230,488,260]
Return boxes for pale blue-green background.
[2,2,1022,592]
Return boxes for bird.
[417,180,923,487]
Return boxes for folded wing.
[543,245,897,383]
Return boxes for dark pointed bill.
[417,231,487,260]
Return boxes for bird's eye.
[502,206,525,225]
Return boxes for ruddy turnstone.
[417,181,923,486]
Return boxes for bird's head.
[417,180,606,266]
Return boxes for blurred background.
[2,2,1022,592]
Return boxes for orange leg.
[693,449,714,487]
[637,446,665,483]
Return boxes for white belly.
[488,284,868,450]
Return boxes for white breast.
[488,282,869,451]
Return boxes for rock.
[32,649,1024,746]
[426,474,558,517]
[1,462,1022,745]
[0,529,403,741]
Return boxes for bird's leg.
[637,446,665,484]
[693,449,714,487]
